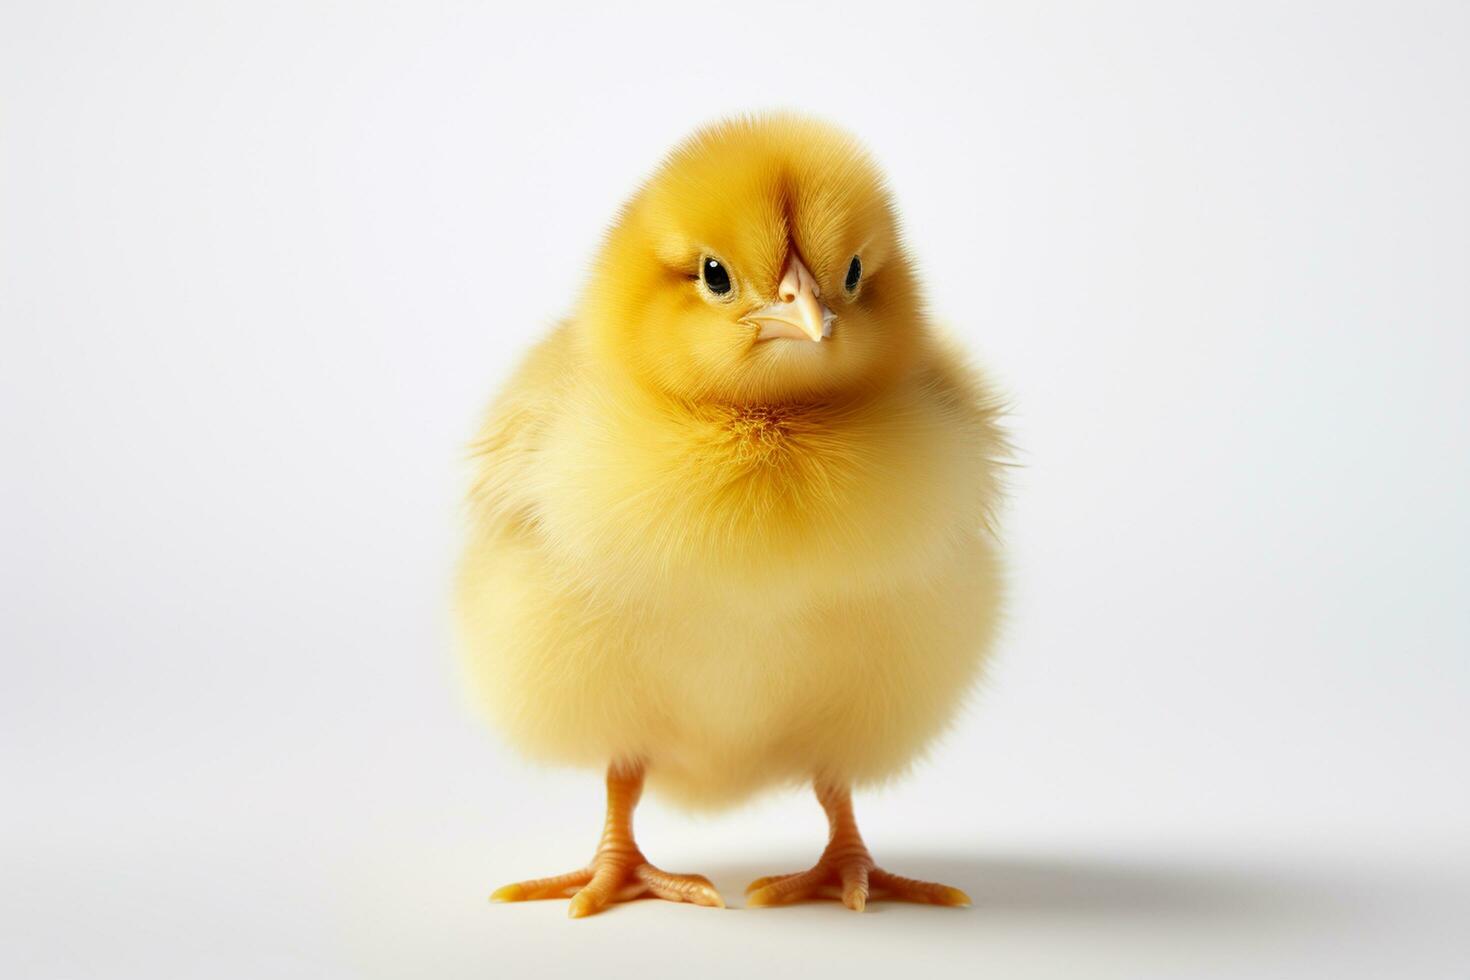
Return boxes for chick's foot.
[492,856,723,918]
[745,858,970,911]
[745,782,970,912]
[489,762,724,918]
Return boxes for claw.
[744,873,793,895]
[489,883,523,903]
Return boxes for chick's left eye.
[845,255,862,293]
[702,258,732,295]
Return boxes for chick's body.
[458,115,1006,914]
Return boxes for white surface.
[2,2,1467,977]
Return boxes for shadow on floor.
[697,851,1364,920]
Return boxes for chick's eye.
[701,257,732,295]
[845,255,862,293]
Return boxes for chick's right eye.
[701,257,732,295]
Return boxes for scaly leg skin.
[490,761,724,918]
[746,781,971,912]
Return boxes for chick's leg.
[746,782,970,911]
[490,761,724,918]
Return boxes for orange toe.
[490,868,592,903]
[870,867,971,907]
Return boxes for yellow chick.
[457,114,1007,917]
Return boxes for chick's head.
[582,115,924,405]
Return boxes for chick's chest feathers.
[523,346,1004,610]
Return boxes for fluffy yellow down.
[456,114,1007,809]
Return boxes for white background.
[3,2,1467,977]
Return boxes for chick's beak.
[745,253,834,342]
